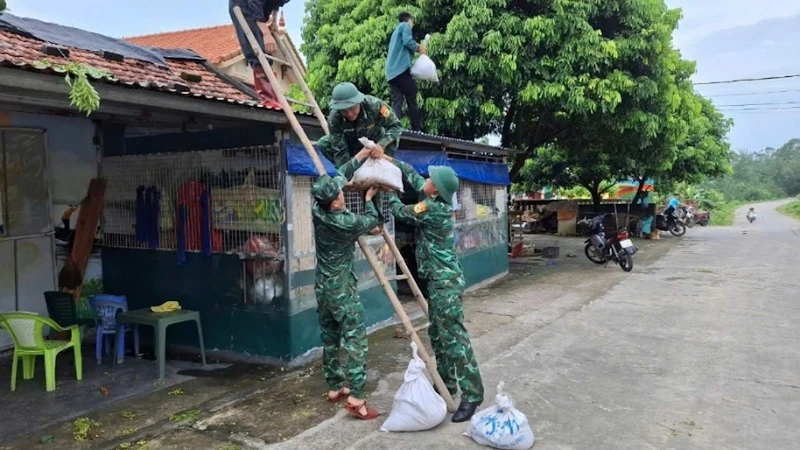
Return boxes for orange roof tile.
[0,29,274,110]
[125,25,243,65]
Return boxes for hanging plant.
[37,59,114,116]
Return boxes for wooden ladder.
[232,7,456,412]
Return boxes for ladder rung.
[287,97,314,108]
[412,323,430,333]
[261,52,293,67]
[387,274,409,281]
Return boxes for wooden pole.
[69,178,107,302]
[380,227,429,316]
[357,239,457,412]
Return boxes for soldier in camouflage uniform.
[325,82,404,164]
[312,147,382,420]
[383,156,485,423]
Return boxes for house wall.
[219,41,302,94]
[0,110,98,349]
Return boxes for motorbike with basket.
[584,214,637,272]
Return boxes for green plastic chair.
[0,312,83,392]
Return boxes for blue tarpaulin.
[285,141,510,186]
[285,141,337,176]
[447,158,511,186]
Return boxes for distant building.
[126,11,305,94]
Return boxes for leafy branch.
[38,59,113,116]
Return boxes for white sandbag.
[465,382,535,450]
[380,342,447,432]
[351,138,404,192]
[411,35,439,82]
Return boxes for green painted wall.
[461,243,509,288]
[101,248,395,360]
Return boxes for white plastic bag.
[411,35,439,82]
[380,342,447,432]
[350,138,404,192]
[465,382,535,450]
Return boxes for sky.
[6,0,800,152]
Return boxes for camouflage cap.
[312,174,346,204]
[429,166,459,205]
[329,82,365,111]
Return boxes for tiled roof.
[125,25,242,65]
[0,28,274,110]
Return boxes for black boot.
[451,401,481,423]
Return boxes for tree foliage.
[698,138,800,202]
[301,0,733,207]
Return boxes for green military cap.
[429,166,459,205]
[329,82,365,111]
[312,174,346,204]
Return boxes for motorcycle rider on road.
[665,193,684,228]
[747,207,757,223]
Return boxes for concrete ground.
[4,201,798,449]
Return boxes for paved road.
[270,201,800,450]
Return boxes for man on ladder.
[229,0,289,108]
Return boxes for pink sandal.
[344,401,380,420]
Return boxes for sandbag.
[465,382,535,450]
[380,342,447,432]
[349,138,404,192]
[410,35,439,82]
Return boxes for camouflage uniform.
[387,160,485,404]
[312,157,380,400]
[326,95,403,164]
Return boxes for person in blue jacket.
[385,12,426,132]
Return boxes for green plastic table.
[115,309,206,380]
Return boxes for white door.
[0,129,55,350]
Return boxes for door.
[0,129,55,350]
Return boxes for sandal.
[326,389,350,403]
[344,401,380,420]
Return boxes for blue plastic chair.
[88,295,140,364]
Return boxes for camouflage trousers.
[428,277,484,403]
[315,282,369,399]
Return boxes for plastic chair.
[0,312,83,392]
[89,295,139,364]
[44,292,94,338]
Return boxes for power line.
[694,74,800,86]
[704,88,800,98]
[716,101,800,108]
[717,106,800,112]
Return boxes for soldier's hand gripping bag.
[465,382,535,449]
[350,138,404,192]
[380,342,447,432]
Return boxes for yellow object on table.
[151,301,181,313]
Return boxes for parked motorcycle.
[584,215,637,272]
[694,210,710,227]
[656,212,687,237]
[678,206,696,228]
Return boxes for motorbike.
[584,215,637,272]
[747,212,757,223]
[679,206,696,228]
[694,210,710,227]
[656,211,687,237]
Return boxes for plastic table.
[114,309,206,380]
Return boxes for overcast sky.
[6,0,800,151]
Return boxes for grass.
[777,200,800,220]
[708,202,740,226]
